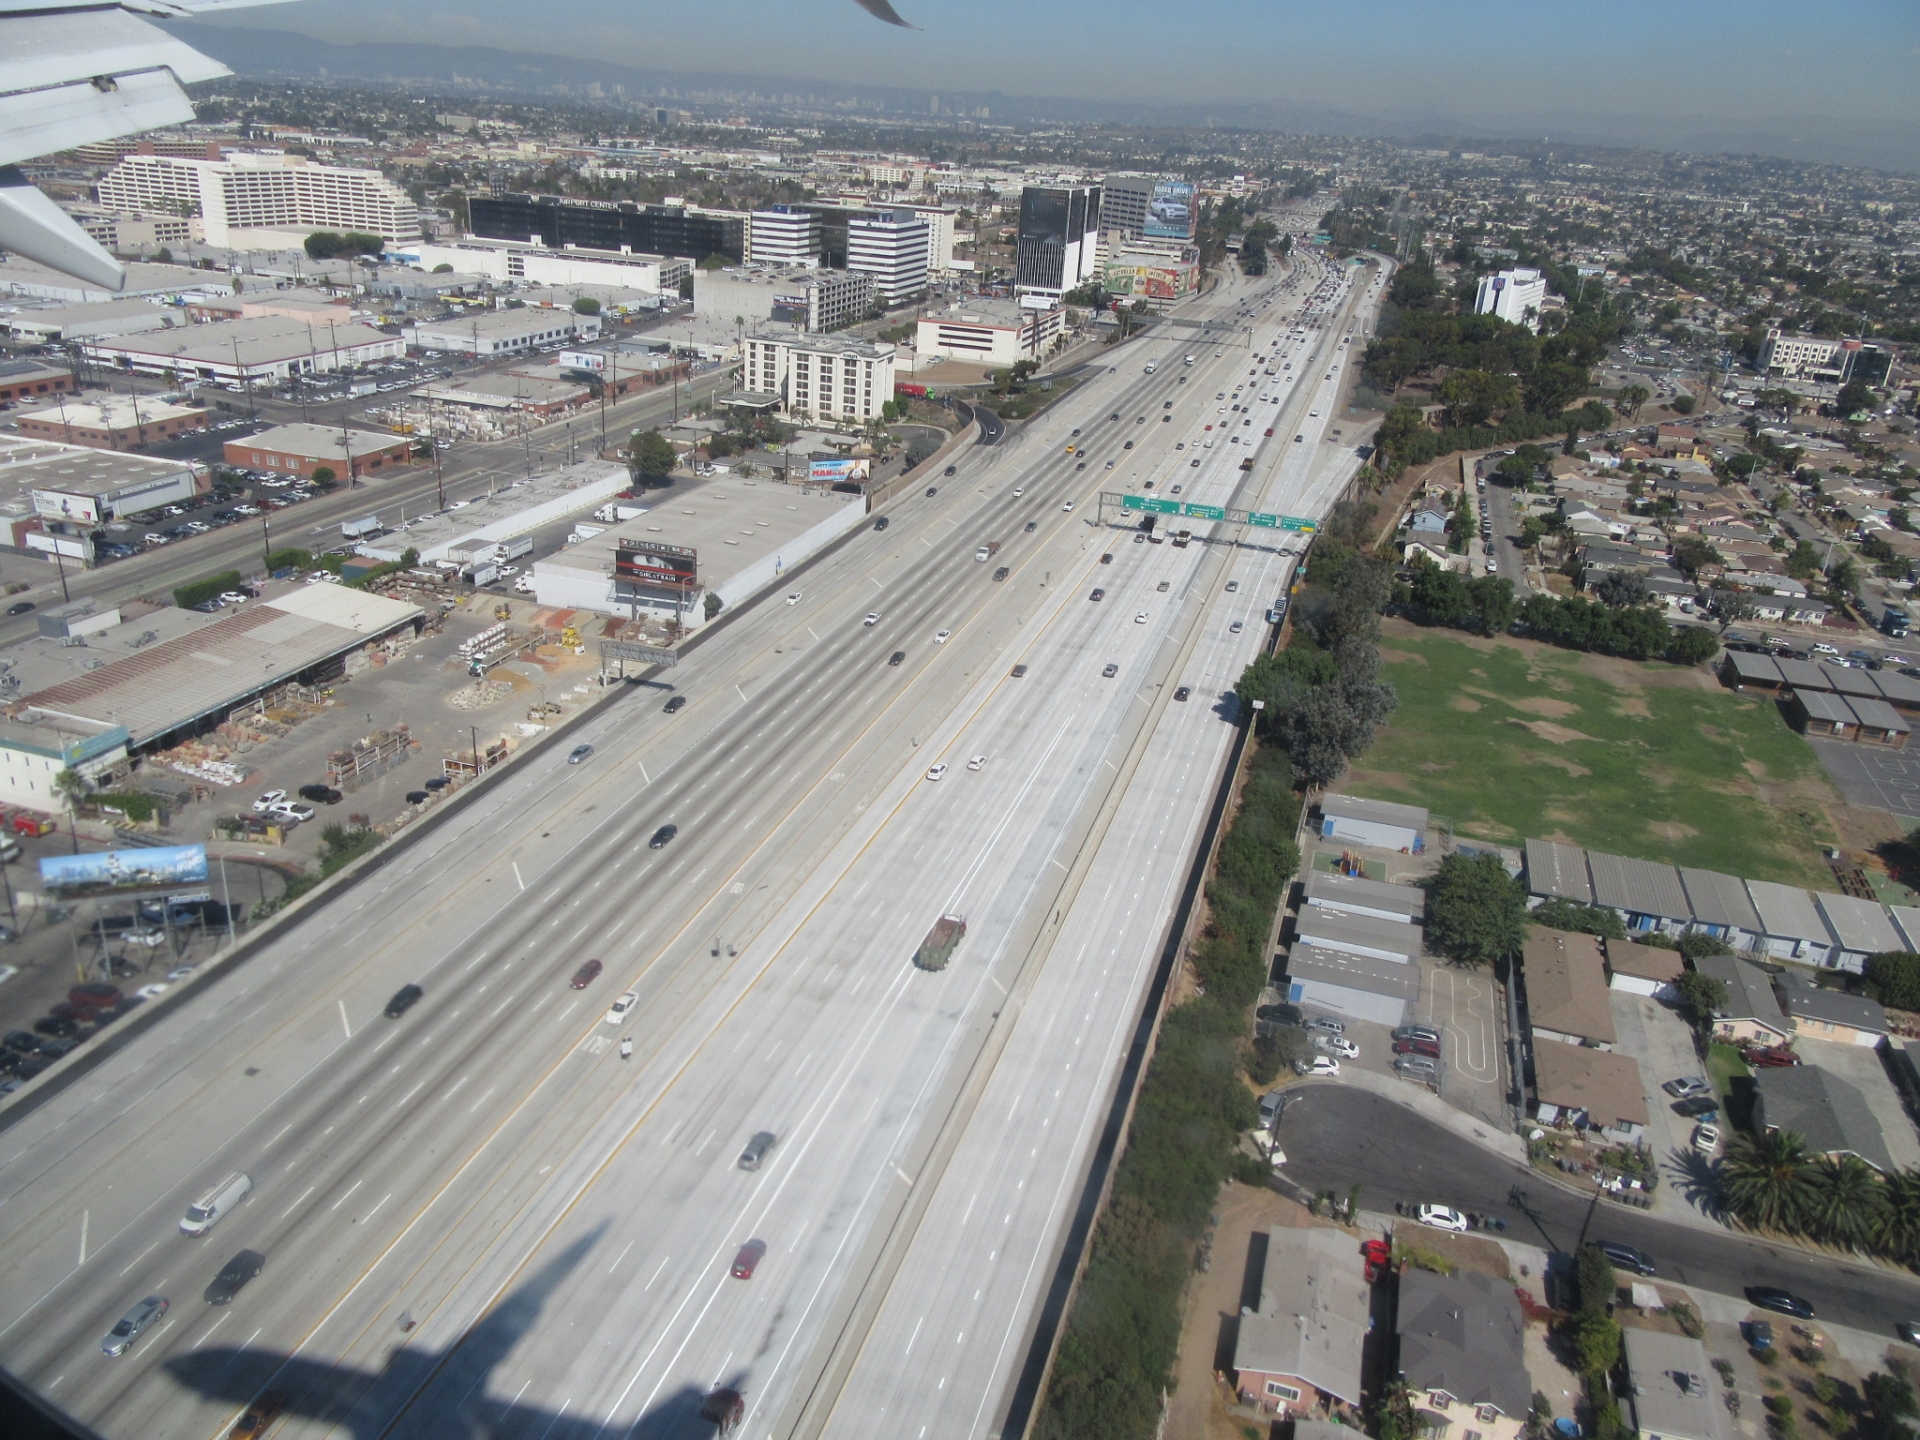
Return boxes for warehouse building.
[1316,793,1427,851]
[224,423,413,482]
[1300,871,1423,925]
[1,297,184,345]
[354,461,628,566]
[1282,943,1418,1028]
[0,359,77,405]
[406,239,688,294]
[15,396,208,452]
[1292,908,1421,965]
[0,435,202,563]
[81,316,402,383]
[406,307,603,357]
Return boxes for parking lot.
[1417,955,1508,1126]
[1808,736,1920,824]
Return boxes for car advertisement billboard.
[614,539,698,590]
[40,844,209,899]
[1143,180,1196,241]
[807,457,870,485]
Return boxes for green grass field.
[1344,623,1839,887]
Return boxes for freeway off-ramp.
[0,252,1384,1439]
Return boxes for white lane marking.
[361,1192,391,1225]
[513,861,526,891]
[190,1311,231,1351]
[644,1255,670,1291]
[338,1000,352,1040]
[330,1179,363,1212]
[637,763,649,785]
[281,1185,316,1219]
[735,684,748,703]
[118,1239,159,1277]
[607,1239,634,1275]
[76,1211,88,1267]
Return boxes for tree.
[1805,1154,1888,1251]
[1785,540,1823,580]
[1719,1128,1818,1233]
[1616,383,1651,421]
[1863,951,1920,1013]
[1424,853,1526,967]
[1664,627,1720,666]
[1673,971,1728,1030]
[1531,899,1626,940]
[1524,360,1590,416]
[1591,570,1649,609]
[1669,393,1696,415]
[627,429,677,485]
[1670,537,1724,580]
[1437,369,1516,429]
[1874,1169,1920,1269]
[1574,1243,1616,1315]
[571,296,602,316]
[51,767,87,812]
[1836,379,1875,418]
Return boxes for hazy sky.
[218,0,1920,136]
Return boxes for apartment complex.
[740,332,896,425]
[97,152,420,248]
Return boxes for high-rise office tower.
[1015,185,1101,302]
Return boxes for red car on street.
[569,960,603,990]
[730,1240,767,1280]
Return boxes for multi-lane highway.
[0,248,1385,1439]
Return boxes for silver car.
[101,1296,167,1356]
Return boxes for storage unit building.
[1318,793,1426,851]
[1680,867,1764,950]
[1283,944,1419,1028]
[1302,870,1424,924]
[1291,909,1422,965]
[1525,837,1593,905]
[1743,880,1836,966]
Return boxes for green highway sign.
[1182,503,1226,521]
[1279,516,1318,532]
[1247,512,1279,528]
[1121,493,1144,509]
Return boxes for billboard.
[40,845,209,899]
[614,539,698,591]
[807,457,870,485]
[33,490,101,524]
[1143,180,1196,241]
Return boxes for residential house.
[1523,931,1616,1049]
[1232,1225,1370,1418]
[1406,503,1450,535]
[1774,970,1889,1046]
[1531,1041,1649,1141]
[1303,871,1424,925]
[1319,794,1426,852]
[1404,539,1470,571]
[1283,944,1419,1028]
[1692,953,1794,1047]
[1744,882,1838,966]
[1622,1328,1728,1440]
[1395,1268,1531,1440]
[1752,1064,1894,1171]
[1605,938,1686,999]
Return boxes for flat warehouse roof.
[1776,657,1830,690]
[1303,870,1425,919]
[22,586,422,746]
[1795,689,1855,724]
[1284,943,1421,1000]
[1813,892,1903,953]
[1744,880,1831,944]
[1525,838,1592,903]
[1586,850,1689,921]
[1727,651,1783,683]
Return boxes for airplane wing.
[0,0,297,291]
[851,0,913,26]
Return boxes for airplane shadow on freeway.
[156,1222,753,1439]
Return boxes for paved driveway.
[1809,737,1920,823]
[1609,988,1713,1219]
[1420,957,1506,1127]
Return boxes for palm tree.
[1718,1128,1818,1233]
[1873,1167,1920,1265]
[1805,1154,1888,1252]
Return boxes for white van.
[180,1171,252,1236]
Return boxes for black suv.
[663,695,687,714]
[1595,1241,1656,1276]
[383,984,424,1019]
[204,1250,265,1306]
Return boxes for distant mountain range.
[163,23,1919,175]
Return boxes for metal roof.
[1794,689,1856,725]
[1812,892,1903,954]
[1320,792,1429,830]
[1283,943,1421,1001]
[1586,850,1690,921]
[1845,695,1910,733]
[1293,908,1422,960]
[1872,669,1920,707]
[1744,881,1832,945]
[1303,870,1425,920]
[1679,868,1763,932]
[1775,657,1831,690]
[1524,838,1592,903]
[1889,905,1920,952]
[1726,651,1782,683]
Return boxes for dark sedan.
[204,1250,265,1306]
[1747,1286,1815,1320]
[383,984,424,1019]
[648,825,678,850]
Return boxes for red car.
[569,959,603,990]
[1393,1037,1441,1058]
[1361,1237,1392,1282]
[1745,1045,1800,1068]
[730,1239,767,1279]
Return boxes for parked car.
[1393,1025,1441,1045]
[1747,1287,1815,1320]
[1743,1319,1774,1350]
[1595,1241,1656,1275]
[1314,1035,1359,1058]
[1672,1095,1720,1119]
[251,790,287,814]
[1416,1204,1470,1233]
[1304,1016,1345,1036]
[1393,1037,1441,1058]
[1293,1055,1340,1078]
[1662,1076,1712,1098]
[297,784,343,805]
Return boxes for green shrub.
[92,791,158,824]
[173,569,243,610]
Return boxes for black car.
[33,1016,78,1039]
[888,650,906,666]
[1595,1241,1656,1276]
[383,984,424,1019]
[204,1250,265,1306]
[1672,1095,1720,1119]
[298,784,343,804]
[5,601,33,617]
[1024,521,1037,533]
[993,566,1010,582]
[1173,686,1191,702]
[1747,1286,1815,1320]
[944,465,956,476]
[648,824,678,850]
[873,517,890,531]
[2,1031,39,1055]
[925,487,937,498]
[405,790,430,805]
[663,695,687,714]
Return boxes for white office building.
[916,300,1063,367]
[97,152,420,249]
[896,204,958,274]
[694,266,874,334]
[1473,267,1549,332]
[748,206,824,267]
[406,239,687,294]
[741,332,896,425]
[406,308,603,357]
[847,209,931,305]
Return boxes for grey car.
[1304,1016,1345,1036]
[738,1131,778,1171]
[101,1295,168,1356]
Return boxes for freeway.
[0,252,1383,1440]
[1276,1085,1920,1339]
[0,367,738,651]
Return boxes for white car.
[269,802,315,824]
[1061,500,1075,512]
[1416,1204,1470,1232]
[786,592,802,605]
[966,755,986,771]
[1294,1055,1340,1078]
[925,763,948,782]
[934,629,951,644]
[1134,611,1148,624]
[1012,487,1024,497]
[217,592,250,605]
[864,612,881,626]
[1692,1122,1721,1154]
[1314,1035,1359,1058]
[604,991,638,1025]
[252,790,287,813]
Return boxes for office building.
[916,300,1063,367]
[1099,174,1157,239]
[748,206,824,267]
[405,308,603,357]
[97,152,420,249]
[896,204,958,274]
[694,266,874,334]
[1015,184,1101,302]
[469,194,743,264]
[739,332,896,425]
[1473,267,1549,331]
[1758,328,1893,386]
[847,209,930,305]
[407,239,687,294]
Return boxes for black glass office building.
[1014,185,1100,295]
[469,194,744,263]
